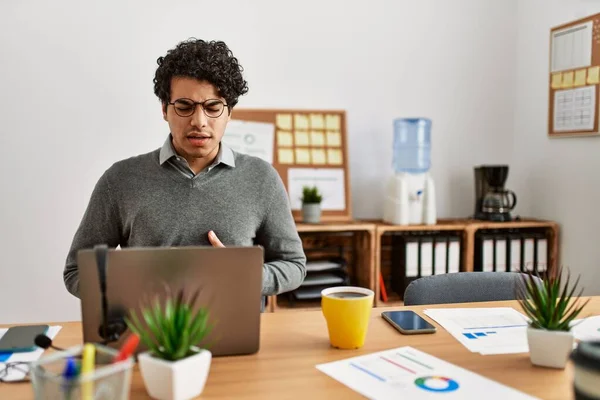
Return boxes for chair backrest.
[403,272,543,306]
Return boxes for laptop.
[77,246,263,357]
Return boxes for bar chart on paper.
[423,308,530,355]
[316,346,536,399]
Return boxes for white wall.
[0,0,518,323]
[512,0,600,295]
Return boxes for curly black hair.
[153,38,249,111]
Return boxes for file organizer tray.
[30,344,134,400]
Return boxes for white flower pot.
[527,326,574,369]
[138,348,212,400]
[302,203,321,223]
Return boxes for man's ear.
[162,103,168,121]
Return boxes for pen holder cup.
[29,344,134,400]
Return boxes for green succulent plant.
[516,266,590,331]
[125,287,213,361]
[301,186,323,204]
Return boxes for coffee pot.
[482,189,517,216]
[473,165,517,222]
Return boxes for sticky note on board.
[561,71,574,88]
[327,149,343,165]
[294,131,310,146]
[311,149,326,165]
[295,149,311,164]
[588,66,600,84]
[310,114,325,129]
[294,114,309,130]
[326,131,342,147]
[574,69,587,87]
[325,114,341,130]
[278,149,294,164]
[277,131,293,147]
[310,131,325,146]
[276,114,292,130]
[551,73,562,89]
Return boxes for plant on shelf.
[125,286,214,400]
[516,266,590,369]
[301,185,323,223]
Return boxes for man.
[63,38,307,302]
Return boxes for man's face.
[163,77,231,170]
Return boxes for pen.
[81,343,95,400]
[113,333,140,363]
[61,357,77,400]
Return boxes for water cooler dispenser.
[383,118,437,225]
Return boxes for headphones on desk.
[36,244,128,351]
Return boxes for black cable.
[0,362,31,383]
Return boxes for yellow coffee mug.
[321,286,374,349]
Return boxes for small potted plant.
[516,266,590,369]
[125,287,214,400]
[301,185,323,223]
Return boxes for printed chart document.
[423,308,529,355]
[222,120,275,164]
[0,326,62,381]
[316,346,537,400]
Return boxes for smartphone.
[0,325,49,353]
[382,311,436,335]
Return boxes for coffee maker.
[473,165,517,222]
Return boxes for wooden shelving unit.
[266,218,559,312]
[268,221,376,312]
[374,218,560,307]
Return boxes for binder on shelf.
[535,234,548,274]
[494,234,507,272]
[480,234,495,272]
[391,235,419,296]
[523,234,536,272]
[433,237,447,275]
[419,237,433,277]
[448,236,460,273]
[508,233,522,272]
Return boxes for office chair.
[403,271,543,306]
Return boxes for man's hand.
[208,230,225,247]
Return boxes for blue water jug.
[392,118,431,174]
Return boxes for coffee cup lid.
[571,341,600,372]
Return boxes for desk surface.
[2,298,599,400]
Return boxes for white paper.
[316,346,536,400]
[222,120,275,164]
[571,316,600,341]
[0,326,62,381]
[423,308,529,355]
[553,86,596,132]
[551,21,593,72]
[288,168,345,210]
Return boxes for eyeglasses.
[167,98,228,118]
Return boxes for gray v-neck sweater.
[63,147,307,299]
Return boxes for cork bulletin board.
[222,109,352,222]
[549,12,600,137]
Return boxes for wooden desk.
[2,298,598,399]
